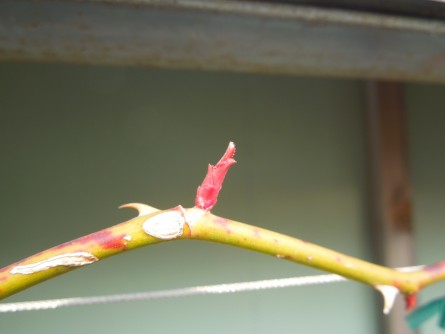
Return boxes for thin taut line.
[0,265,423,313]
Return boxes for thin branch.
[1,142,444,315]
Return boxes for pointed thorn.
[119,203,159,216]
[376,285,400,314]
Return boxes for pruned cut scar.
[10,252,98,275]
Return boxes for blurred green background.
[0,63,444,333]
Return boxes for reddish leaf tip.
[195,142,237,210]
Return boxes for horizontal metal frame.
[2,0,445,82]
[250,0,445,21]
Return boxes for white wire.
[0,265,424,313]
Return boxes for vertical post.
[365,81,416,334]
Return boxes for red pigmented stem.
[195,142,236,210]
[405,294,417,311]
[0,211,165,300]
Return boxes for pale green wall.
[0,62,442,333]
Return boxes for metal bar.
[2,0,445,82]
[365,81,416,334]
[249,0,445,20]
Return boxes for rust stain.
[390,184,412,231]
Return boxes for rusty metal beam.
[2,0,445,82]
[365,81,415,334]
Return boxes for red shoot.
[405,294,417,311]
[195,142,236,210]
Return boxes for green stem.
[1,205,444,302]
[190,212,444,295]
[0,212,161,300]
